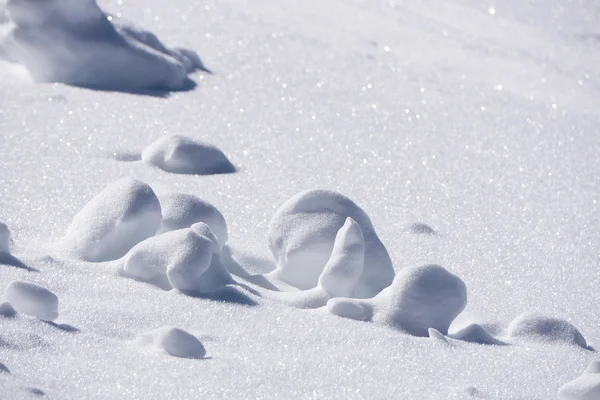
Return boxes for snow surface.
[1,0,600,398]
[559,361,600,400]
[3,280,59,321]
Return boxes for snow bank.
[3,280,58,321]
[0,222,10,253]
[142,135,236,175]
[136,326,206,359]
[63,178,161,262]
[157,193,229,248]
[327,264,467,336]
[0,0,203,90]
[559,361,600,400]
[268,189,394,298]
[507,312,588,348]
[123,227,213,291]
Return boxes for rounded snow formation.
[558,361,600,400]
[507,312,587,348]
[449,323,506,346]
[3,280,58,321]
[267,189,395,298]
[142,135,236,175]
[136,326,206,359]
[0,0,203,90]
[157,193,229,248]
[0,222,10,253]
[189,223,234,292]
[123,227,213,292]
[327,264,467,337]
[63,178,162,262]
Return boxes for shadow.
[74,76,197,98]
[44,321,80,333]
[407,222,438,236]
[586,345,596,352]
[0,362,9,374]
[0,252,39,272]
[27,388,45,397]
[101,150,141,162]
[221,248,280,291]
[180,285,258,307]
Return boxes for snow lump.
[267,189,395,298]
[507,312,587,348]
[62,178,161,262]
[3,280,59,321]
[136,326,206,359]
[142,135,236,175]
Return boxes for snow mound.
[0,222,10,253]
[0,301,17,317]
[449,324,506,346]
[558,361,600,400]
[318,217,364,298]
[157,193,229,248]
[62,178,161,262]
[507,312,587,348]
[189,223,234,292]
[267,189,394,298]
[122,227,213,292]
[136,326,206,359]
[3,280,58,321]
[0,0,203,90]
[327,264,467,336]
[141,135,236,175]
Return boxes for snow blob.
[507,312,587,348]
[558,361,600,400]
[0,0,203,90]
[157,193,229,248]
[3,281,58,321]
[136,326,206,359]
[122,227,213,291]
[0,222,10,253]
[62,178,161,262]
[267,189,395,298]
[327,264,467,336]
[189,223,234,292]
[449,323,505,346]
[142,135,236,175]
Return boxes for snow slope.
[1,0,600,398]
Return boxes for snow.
[0,301,17,318]
[61,177,162,262]
[327,264,467,336]
[1,0,600,397]
[558,361,600,400]
[3,280,59,321]
[449,324,506,346]
[507,312,588,349]
[157,192,229,248]
[189,222,235,292]
[0,222,9,253]
[267,189,395,298]
[141,135,236,175]
[0,0,202,90]
[136,326,207,359]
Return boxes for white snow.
[0,301,17,317]
[559,361,600,400]
[449,323,505,346]
[0,222,10,253]
[61,177,162,262]
[327,264,467,336]
[3,280,58,321]
[0,0,202,90]
[189,222,235,292]
[141,135,236,175]
[136,326,206,359]
[507,312,588,348]
[157,192,229,248]
[267,189,395,298]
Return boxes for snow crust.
[3,280,58,321]
[508,312,588,348]
[0,0,203,90]
[268,189,394,298]
[62,178,162,262]
[142,135,235,175]
[136,326,206,359]
[559,361,600,400]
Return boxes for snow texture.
[449,324,505,346]
[136,326,206,359]
[558,361,600,400]
[157,192,229,248]
[62,178,162,262]
[268,189,395,298]
[327,264,467,336]
[122,227,213,291]
[0,222,10,253]
[3,280,58,321]
[0,0,202,90]
[141,135,236,175]
[507,312,588,348]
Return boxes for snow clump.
[507,312,587,348]
[3,280,58,321]
[136,326,206,359]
